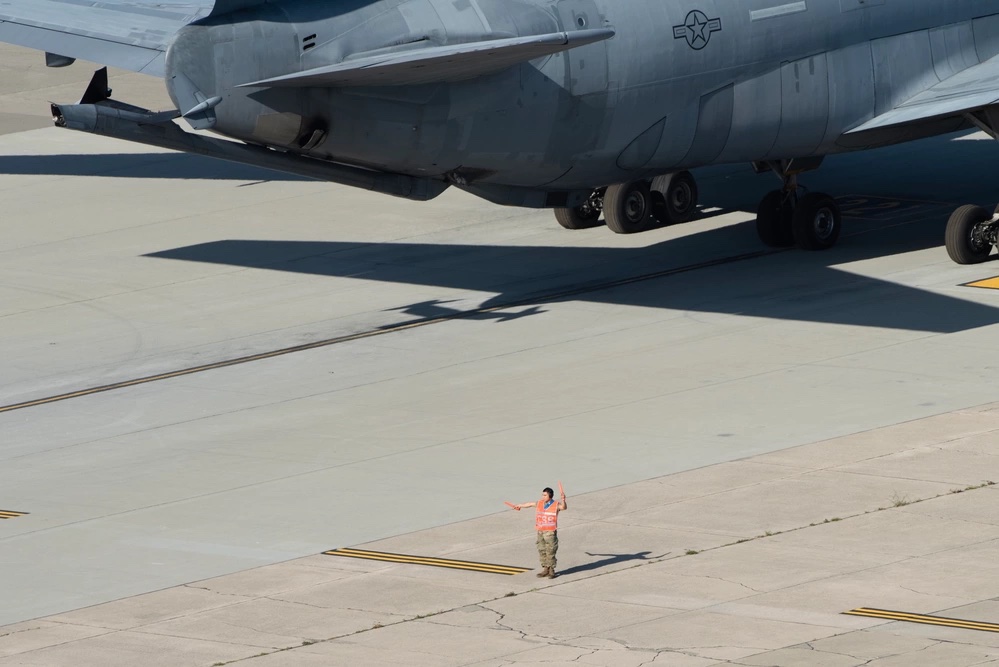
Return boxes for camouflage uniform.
[536,530,558,570]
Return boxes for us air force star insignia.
[672,10,722,50]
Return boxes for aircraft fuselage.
[165,0,999,198]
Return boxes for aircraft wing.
[239,29,616,88]
[848,54,999,134]
[0,1,215,77]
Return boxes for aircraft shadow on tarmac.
[146,204,999,335]
[6,124,997,193]
[0,153,307,182]
[557,550,666,576]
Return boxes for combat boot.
[546,569,556,579]
[536,567,550,578]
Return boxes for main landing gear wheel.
[754,190,840,251]
[604,180,654,234]
[945,205,995,264]
[755,190,794,247]
[753,158,841,252]
[792,193,841,251]
[652,171,699,224]
[554,196,603,230]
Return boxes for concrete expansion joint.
[683,479,999,559]
[796,638,881,663]
[897,582,938,598]
[0,623,43,639]
[261,595,329,611]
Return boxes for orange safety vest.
[535,500,559,531]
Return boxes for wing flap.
[238,29,616,88]
[0,1,213,76]
[848,54,999,134]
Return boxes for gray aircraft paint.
[3,0,999,206]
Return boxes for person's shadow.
[557,551,667,576]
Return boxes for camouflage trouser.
[536,530,558,569]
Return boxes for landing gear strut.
[945,112,999,264]
[552,171,699,233]
[754,159,841,251]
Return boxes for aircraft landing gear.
[604,180,654,233]
[651,171,699,225]
[603,171,700,234]
[754,159,841,251]
[554,189,604,230]
[945,205,998,264]
[553,172,700,233]
[945,112,999,264]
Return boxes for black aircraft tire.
[755,190,794,247]
[792,193,841,251]
[946,205,993,265]
[664,171,699,223]
[554,206,602,230]
[651,171,699,224]
[604,181,654,234]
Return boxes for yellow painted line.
[844,608,999,633]
[0,510,27,519]
[964,276,999,290]
[324,548,529,575]
[328,548,528,575]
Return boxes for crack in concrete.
[634,649,683,665]
[690,574,765,594]
[181,584,252,599]
[0,624,44,639]
[471,603,532,641]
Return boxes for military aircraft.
[2,1,999,264]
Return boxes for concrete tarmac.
[1,42,999,660]
[2,405,999,665]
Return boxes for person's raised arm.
[504,501,534,511]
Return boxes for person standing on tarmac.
[509,485,567,578]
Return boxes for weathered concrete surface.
[3,405,999,665]
[3,39,999,666]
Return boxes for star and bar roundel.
[673,10,723,50]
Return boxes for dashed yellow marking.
[324,548,530,575]
[0,510,28,520]
[844,607,999,633]
[964,276,999,290]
